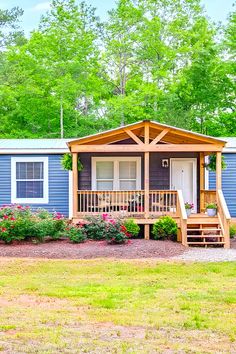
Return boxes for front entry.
[170,158,197,212]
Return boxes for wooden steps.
[186,213,225,247]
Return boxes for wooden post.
[72,153,78,218]
[200,153,205,212]
[144,224,150,240]
[144,152,150,219]
[216,152,222,190]
[143,122,150,239]
[144,122,150,220]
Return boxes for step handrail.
[177,190,187,220]
[217,189,231,248]
[177,190,187,246]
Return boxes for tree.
[0,6,24,49]
[0,0,104,138]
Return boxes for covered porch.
[67,120,230,248]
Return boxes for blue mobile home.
[0,131,235,219]
[209,138,236,217]
[0,139,72,217]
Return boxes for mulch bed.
[0,239,186,259]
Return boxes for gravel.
[172,248,236,262]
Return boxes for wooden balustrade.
[149,190,177,215]
[217,190,231,248]
[77,190,145,217]
[77,190,178,218]
[200,190,217,212]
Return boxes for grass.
[0,258,235,353]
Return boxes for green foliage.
[124,219,140,237]
[85,214,130,244]
[67,225,87,243]
[85,215,107,240]
[0,1,235,138]
[205,203,217,209]
[105,221,129,244]
[0,205,67,243]
[230,224,236,239]
[0,6,25,49]
[61,153,83,171]
[152,216,178,240]
[204,154,227,171]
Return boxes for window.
[11,157,49,203]
[92,157,141,190]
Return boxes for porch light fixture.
[162,159,169,168]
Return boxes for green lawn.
[0,259,235,353]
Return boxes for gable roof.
[67,120,226,147]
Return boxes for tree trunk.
[60,98,64,138]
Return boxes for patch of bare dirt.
[0,239,185,259]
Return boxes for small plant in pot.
[185,202,194,217]
[206,203,217,217]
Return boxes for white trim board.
[68,170,73,219]
[170,158,197,213]
[11,156,49,204]
[0,149,69,154]
[91,156,141,190]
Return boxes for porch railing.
[77,190,178,218]
[200,189,216,212]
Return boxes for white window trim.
[92,157,141,190]
[11,156,49,204]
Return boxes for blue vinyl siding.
[209,153,236,217]
[0,154,69,216]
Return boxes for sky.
[1,0,235,34]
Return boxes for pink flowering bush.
[0,205,67,243]
[85,214,131,244]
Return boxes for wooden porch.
[67,120,231,248]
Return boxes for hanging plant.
[61,153,83,171]
[204,153,226,172]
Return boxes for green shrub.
[124,219,140,237]
[105,221,129,244]
[67,225,87,243]
[84,215,107,240]
[85,214,130,244]
[230,224,236,238]
[152,216,177,240]
[0,205,68,244]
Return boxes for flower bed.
[0,207,136,245]
[0,205,67,243]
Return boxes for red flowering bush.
[105,221,131,244]
[0,205,67,243]
[84,214,131,244]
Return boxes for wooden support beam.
[72,153,78,217]
[144,224,150,240]
[150,128,170,145]
[71,144,223,153]
[144,151,150,219]
[200,153,205,212]
[216,151,222,190]
[144,121,150,145]
[123,129,144,145]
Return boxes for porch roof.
[67,120,226,153]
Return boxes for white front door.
[170,158,197,212]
